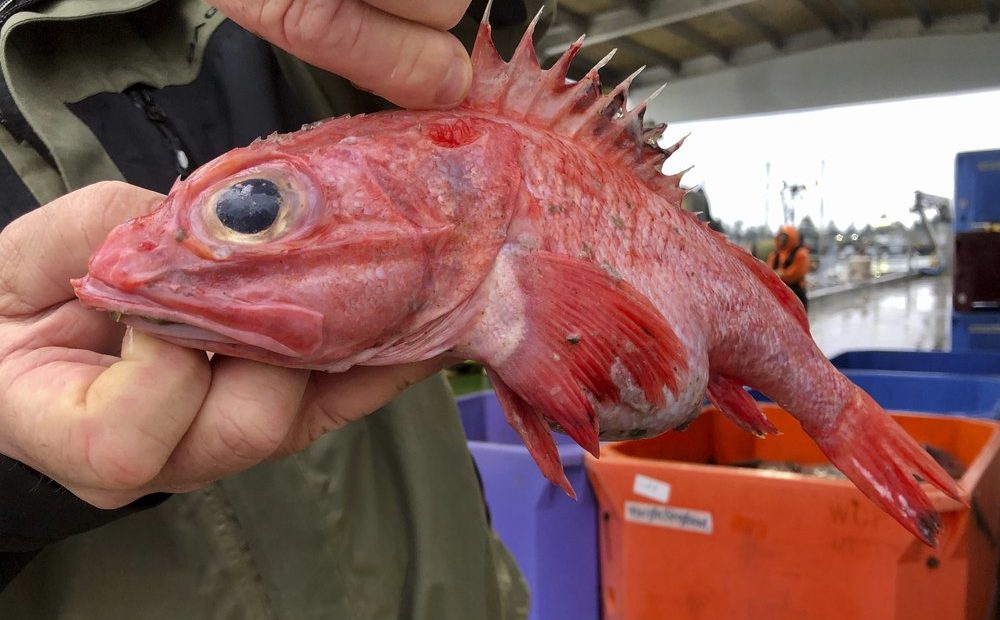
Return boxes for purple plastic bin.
[456,391,600,620]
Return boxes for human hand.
[211,0,474,109]
[0,182,443,509]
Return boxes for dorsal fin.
[464,4,685,202]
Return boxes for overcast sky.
[658,88,1000,231]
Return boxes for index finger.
[364,0,470,30]
[211,0,472,109]
[0,181,163,316]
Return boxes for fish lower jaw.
[73,275,323,359]
[111,312,243,348]
[110,312,178,327]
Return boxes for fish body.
[74,11,962,545]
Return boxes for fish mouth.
[73,275,324,359]
[113,312,245,349]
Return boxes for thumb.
[73,328,210,495]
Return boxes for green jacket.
[0,1,551,617]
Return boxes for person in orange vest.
[768,224,811,311]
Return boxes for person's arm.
[0,454,170,589]
[0,182,441,583]
[0,0,542,587]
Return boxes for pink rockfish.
[74,9,962,545]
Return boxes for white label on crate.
[624,501,713,535]
[632,474,671,504]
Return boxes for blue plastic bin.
[952,311,1000,353]
[830,349,1000,377]
[751,369,1000,419]
[955,149,1000,232]
[456,391,600,620]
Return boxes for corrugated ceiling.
[542,0,998,87]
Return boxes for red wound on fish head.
[426,119,482,148]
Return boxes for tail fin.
[806,389,964,547]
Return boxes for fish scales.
[74,7,964,546]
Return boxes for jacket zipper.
[125,84,195,179]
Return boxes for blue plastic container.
[952,311,1000,352]
[751,369,1000,419]
[830,349,1000,377]
[955,149,1000,232]
[456,391,600,620]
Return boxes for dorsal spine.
[463,3,687,202]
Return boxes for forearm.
[0,453,170,589]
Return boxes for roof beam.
[541,0,755,59]
[614,37,682,74]
[828,0,869,32]
[796,0,844,37]
[663,22,731,62]
[631,13,993,93]
[728,6,785,49]
[625,0,651,14]
[553,5,589,34]
[905,0,934,27]
[554,8,680,77]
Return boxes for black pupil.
[215,178,282,234]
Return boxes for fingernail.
[122,327,156,359]
[122,326,136,357]
[434,53,471,106]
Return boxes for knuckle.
[277,0,354,53]
[262,0,296,47]
[306,401,351,442]
[435,3,467,29]
[87,179,131,197]
[78,418,169,490]
[86,437,165,490]
[323,0,365,58]
[0,224,30,315]
[215,408,288,463]
[71,487,139,511]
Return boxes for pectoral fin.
[465,250,688,489]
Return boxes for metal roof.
[542,0,999,89]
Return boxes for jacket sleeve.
[0,453,170,589]
[780,248,811,284]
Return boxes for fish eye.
[201,173,304,244]
[215,178,282,234]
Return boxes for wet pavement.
[809,274,952,358]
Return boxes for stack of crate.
[953,150,1000,351]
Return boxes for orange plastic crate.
[586,406,1000,620]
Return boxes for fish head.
[73,115,517,369]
